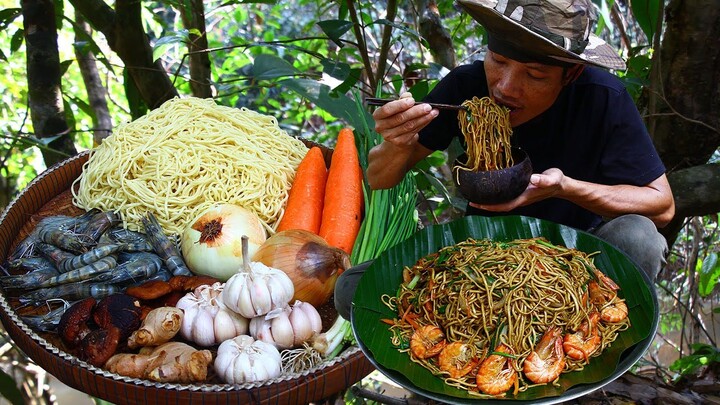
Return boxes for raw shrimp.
[19,282,120,304]
[36,256,117,288]
[57,243,124,272]
[1,261,60,290]
[37,220,95,254]
[438,341,479,379]
[20,302,72,332]
[35,242,78,268]
[94,252,162,284]
[523,326,566,384]
[563,312,601,361]
[7,255,56,271]
[77,210,120,242]
[121,266,173,287]
[102,228,153,251]
[475,343,518,396]
[588,281,628,323]
[410,325,447,359]
[141,212,191,276]
[6,215,77,262]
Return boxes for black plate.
[351,215,659,404]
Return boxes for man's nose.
[495,70,522,99]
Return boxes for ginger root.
[105,342,212,383]
[127,307,183,349]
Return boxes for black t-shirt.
[419,61,666,231]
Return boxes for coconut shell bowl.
[452,147,533,205]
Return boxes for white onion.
[181,204,267,281]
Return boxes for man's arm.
[473,170,676,228]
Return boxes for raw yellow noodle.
[72,97,308,235]
[457,96,513,172]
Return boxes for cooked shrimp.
[410,325,446,359]
[476,343,517,396]
[594,269,620,291]
[563,312,601,361]
[438,341,479,379]
[523,326,566,384]
[588,281,628,323]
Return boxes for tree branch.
[69,0,178,109]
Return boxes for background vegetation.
[0,0,718,402]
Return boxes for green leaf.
[0,8,21,30]
[10,29,23,53]
[352,215,657,401]
[698,252,720,298]
[59,59,73,76]
[317,19,353,47]
[252,54,299,80]
[0,48,6,62]
[630,0,661,41]
[152,31,190,62]
[279,78,372,130]
[320,58,351,81]
[0,369,24,405]
[331,67,361,94]
[669,343,720,378]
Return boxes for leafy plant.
[669,344,720,380]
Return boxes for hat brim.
[457,0,626,70]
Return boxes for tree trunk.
[22,0,77,167]
[74,12,113,145]
[179,0,213,98]
[69,0,179,110]
[415,0,457,70]
[646,0,720,241]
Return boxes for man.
[334,0,674,320]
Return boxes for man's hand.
[373,92,438,148]
[366,93,437,190]
[470,169,565,211]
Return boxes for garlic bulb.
[221,236,294,318]
[214,335,282,384]
[175,282,249,346]
[249,300,322,349]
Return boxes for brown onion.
[252,229,350,307]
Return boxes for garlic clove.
[192,307,217,346]
[250,277,273,316]
[179,304,198,342]
[270,312,295,349]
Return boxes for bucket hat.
[457,0,626,70]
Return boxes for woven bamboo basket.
[0,142,374,404]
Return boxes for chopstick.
[365,97,468,111]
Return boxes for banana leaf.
[351,215,658,404]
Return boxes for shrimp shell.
[19,282,121,304]
[94,252,162,284]
[141,213,191,276]
[36,256,117,288]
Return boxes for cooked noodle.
[72,97,308,235]
[383,237,630,396]
[456,96,513,172]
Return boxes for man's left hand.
[469,168,564,211]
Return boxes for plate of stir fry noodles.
[351,215,658,403]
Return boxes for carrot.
[319,128,364,260]
[276,146,328,234]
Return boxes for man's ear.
[563,65,585,85]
